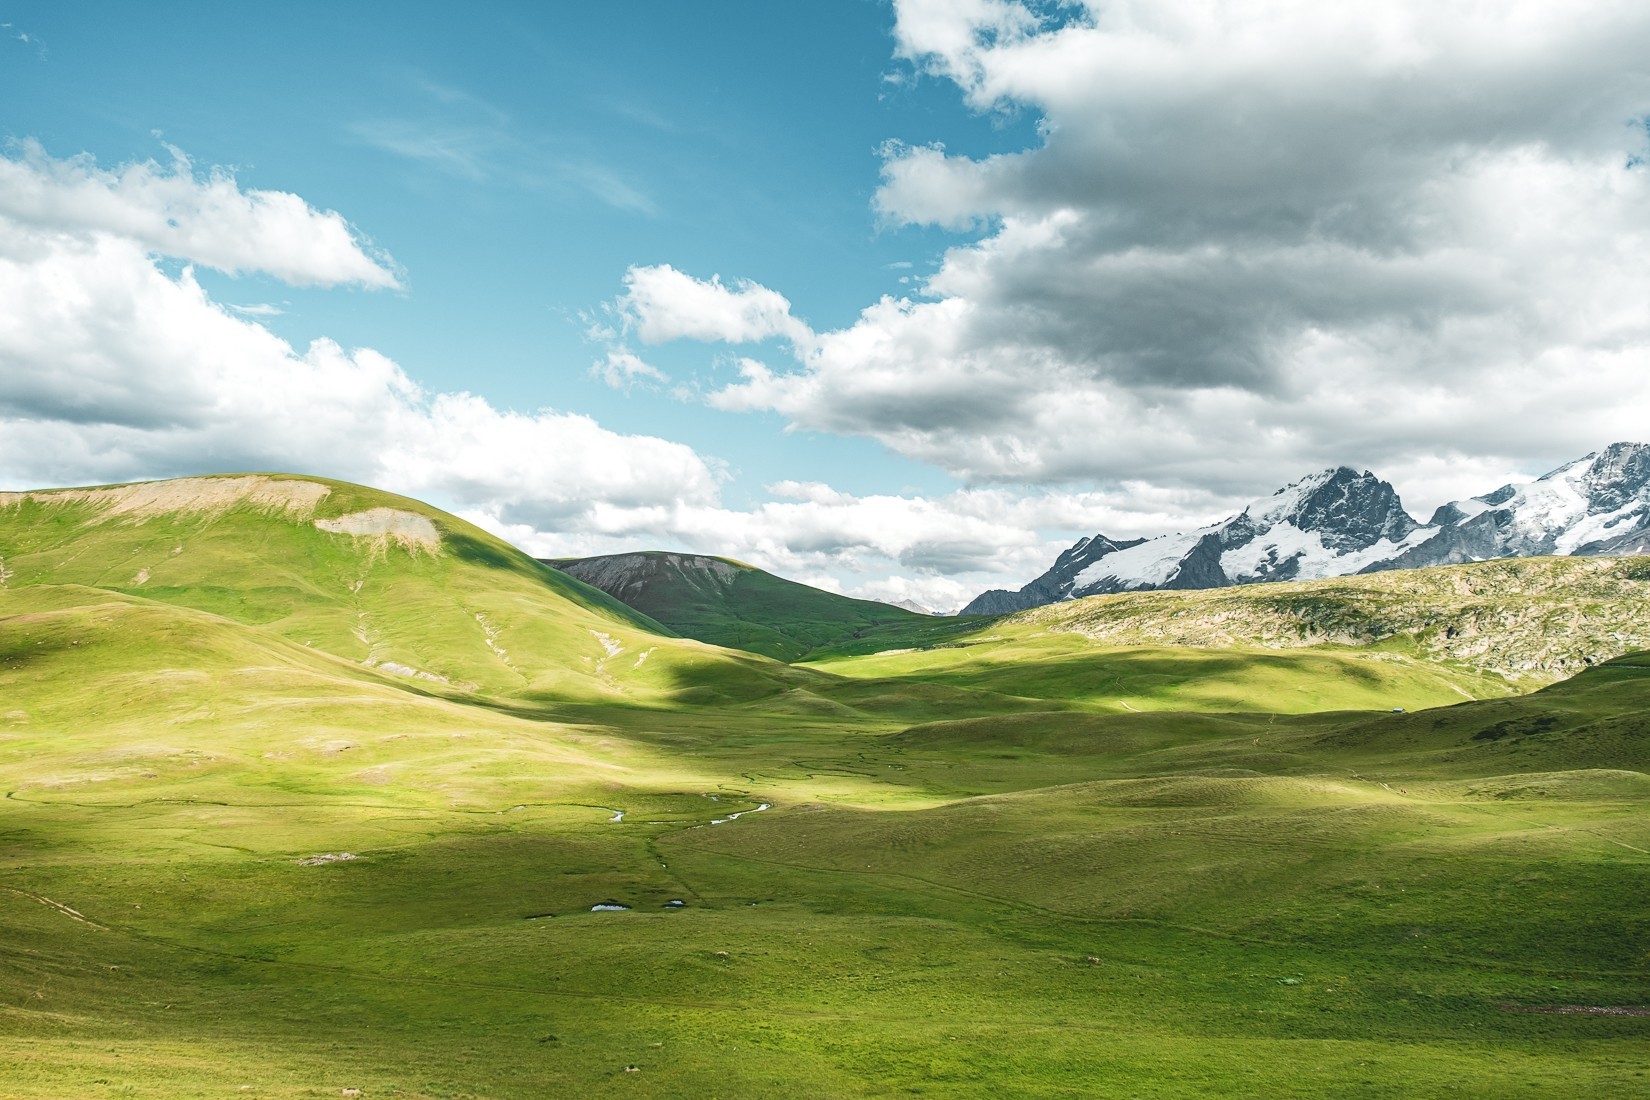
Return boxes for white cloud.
[0,144,1120,606]
[612,263,815,349]
[0,140,400,288]
[0,145,718,537]
[591,348,669,390]
[609,0,1650,507]
[472,476,1235,615]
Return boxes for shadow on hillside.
[840,645,1415,713]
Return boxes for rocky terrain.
[1016,554,1650,682]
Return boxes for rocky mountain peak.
[959,532,1146,615]
[1576,442,1650,512]
[1248,466,1417,552]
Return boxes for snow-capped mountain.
[1384,441,1650,567]
[964,533,1147,614]
[889,598,941,616]
[962,443,1650,615]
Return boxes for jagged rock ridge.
[963,443,1650,615]
[550,551,741,604]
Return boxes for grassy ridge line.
[546,550,988,662]
[0,473,823,707]
[804,555,1650,713]
[808,632,1511,713]
[1018,554,1650,681]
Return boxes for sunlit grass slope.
[0,584,722,822]
[812,632,1509,713]
[2,476,1647,1098]
[3,643,1646,1096]
[0,473,806,706]
[1019,554,1650,683]
[546,550,985,661]
[806,555,1650,713]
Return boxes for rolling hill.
[0,473,800,707]
[545,549,979,661]
[3,473,1647,1098]
[811,556,1650,713]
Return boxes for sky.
[3,1,1649,612]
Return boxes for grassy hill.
[545,550,981,661]
[2,477,1647,1098]
[804,556,1650,713]
[0,474,808,707]
[1019,554,1650,682]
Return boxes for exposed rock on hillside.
[552,552,740,603]
[1017,555,1650,682]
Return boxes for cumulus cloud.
[0,145,718,536]
[0,140,400,288]
[613,0,1650,502]
[611,263,814,349]
[474,477,1234,615]
[0,142,1124,607]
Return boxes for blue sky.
[3,2,1649,609]
[2,1,1027,501]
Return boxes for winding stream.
[705,802,771,826]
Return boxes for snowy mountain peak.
[1572,442,1650,512]
[1247,466,1416,551]
[1427,441,1650,557]
[965,443,1650,614]
[959,532,1147,614]
[889,598,938,615]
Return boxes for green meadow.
[2,475,1647,1098]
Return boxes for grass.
[1,475,1647,1097]
[546,550,985,661]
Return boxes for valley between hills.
[2,473,1648,1098]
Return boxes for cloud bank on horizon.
[5,0,1650,611]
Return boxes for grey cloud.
[897,538,1011,573]
[669,1,1650,498]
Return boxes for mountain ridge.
[544,549,966,662]
[964,442,1650,614]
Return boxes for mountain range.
[964,442,1650,615]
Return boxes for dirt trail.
[1500,1003,1650,1017]
[1,887,108,931]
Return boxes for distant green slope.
[0,583,670,810]
[545,550,986,661]
[1017,554,1650,684]
[808,555,1650,711]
